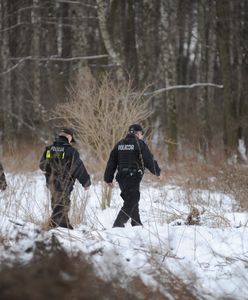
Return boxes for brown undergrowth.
[155,158,248,212]
[2,142,44,173]
[3,144,248,212]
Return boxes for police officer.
[0,162,7,191]
[104,124,161,228]
[39,128,91,229]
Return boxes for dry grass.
[152,264,204,300]
[70,187,90,225]
[0,232,8,247]
[2,142,43,173]
[2,144,248,228]
[158,159,248,212]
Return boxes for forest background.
[1,3,248,298]
[0,0,248,166]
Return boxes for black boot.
[59,222,74,230]
[112,210,129,228]
[48,218,59,229]
[58,216,74,229]
[131,220,143,226]
[49,215,73,230]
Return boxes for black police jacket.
[0,162,7,191]
[104,133,161,183]
[39,136,91,193]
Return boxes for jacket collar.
[125,133,136,139]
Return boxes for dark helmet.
[128,124,143,134]
[59,127,76,142]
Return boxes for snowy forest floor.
[0,166,248,299]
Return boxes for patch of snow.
[0,172,248,299]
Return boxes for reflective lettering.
[118,144,134,151]
[50,146,65,152]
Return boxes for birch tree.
[96,0,124,81]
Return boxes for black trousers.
[113,175,142,227]
[49,186,72,227]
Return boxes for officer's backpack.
[45,146,67,173]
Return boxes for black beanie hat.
[128,124,143,133]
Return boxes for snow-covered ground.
[0,171,248,299]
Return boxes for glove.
[158,171,165,181]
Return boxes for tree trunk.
[0,0,13,148]
[123,0,139,86]
[160,0,178,161]
[216,0,237,158]
[31,0,41,124]
[96,0,125,81]
[241,0,248,145]
[196,0,215,159]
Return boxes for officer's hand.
[105,182,114,188]
[158,172,165,181]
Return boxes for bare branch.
[0,57,30,76]
[0,108,47,144]
[0,18,99,33]
[53,69,152,173]
[0,22,29,33]
[0,55,109,76]
[10,55,108,62]
[2,2,96,22]
[54,0,97,8]
[144,83,224,96]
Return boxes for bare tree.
[53,68,152,208]
[54,68,152,169]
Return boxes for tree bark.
[31,0,41,123]
[159,0,178,161]
[96,0,125,81]
[196,0,215,159]
[0,0,13,147]
[216,0,237,158]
